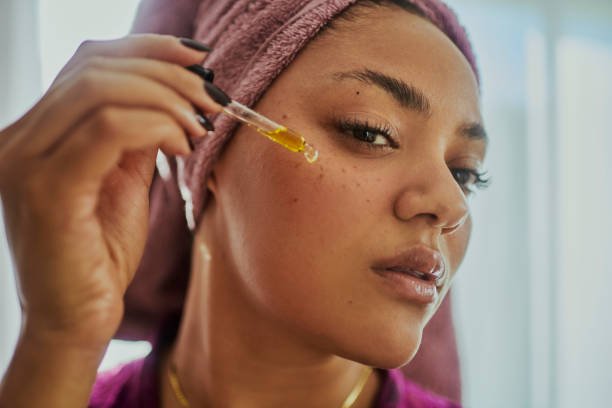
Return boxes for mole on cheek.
[281,113,288,119]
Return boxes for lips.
[371,245,446,287]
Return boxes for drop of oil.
[303,143,319,163]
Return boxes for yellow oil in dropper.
[202,80,319,162]
[220,99,319,163]
[246,124,319,163]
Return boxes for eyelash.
[335,117,399,149]
[451,168,491,194]
[334,117,491,194]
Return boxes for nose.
[393,161,469,235]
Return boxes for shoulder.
[376,369,462,408]
[88,356,154,408]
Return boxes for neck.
[159,236,380,408]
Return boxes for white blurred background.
[1,0,611,407]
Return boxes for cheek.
[249,151,377,267]
[217,129,384,308]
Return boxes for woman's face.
[201,6,487,368]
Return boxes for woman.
[0,0,488,406]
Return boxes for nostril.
[441,224,460,235]
[440,214,468,235]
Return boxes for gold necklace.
[168,363,373,408]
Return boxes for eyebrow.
[460,122,488,144]
[332,68,432,115]
[332,68,488,143]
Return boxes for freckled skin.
[198,7,484,369]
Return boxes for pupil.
[455,170,470,185]
[358,129,375,142]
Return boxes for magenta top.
[89,349,461,408]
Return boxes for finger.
[21,70,208,157]
[67,56,222,121]
[54,34,211,86]
[41,107,191,189]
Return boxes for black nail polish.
[202,68,214,82]
[196,114,215,131]
[185,65,215,82]
[180,38,212,52]
[204,81,231,107]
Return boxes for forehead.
[291,6,481,121]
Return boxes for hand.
[0,34,221,348]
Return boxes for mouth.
[370,245,447,304]
[372,245,446,286]
[383,266,443,284]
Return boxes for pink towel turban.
[122,0,478,400]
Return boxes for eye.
[451,168,491,194]
[335,118,399,150]
[354,128,388,145]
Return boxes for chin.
[330,316,426,369]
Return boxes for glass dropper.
[204,81,319,163]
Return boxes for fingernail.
[196,114,215,131]
[180,38,212,52]
[202,68,214,82]
[204,81,231,107]
[186,65,215,82]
